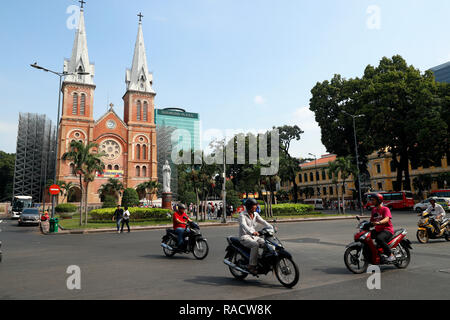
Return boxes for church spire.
[125,13,155,94]
[64,3,95,85]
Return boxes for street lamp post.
[308,153,320,198]
[30,63,89,219]
[222,141,227,224]
[342,111,365,215]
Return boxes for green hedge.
[55,203,78,213]
[261,204,315,216]
[90,207,172,221]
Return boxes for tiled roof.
[300,154,336,168]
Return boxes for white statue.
[162,160,171,193]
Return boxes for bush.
[122,188,140,208]
[90,207,172,221]
[55,203,78,213]
[102,195,117,208]
[261,203,314,216]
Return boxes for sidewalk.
[50,214,368,235]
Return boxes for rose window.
[100,140,121,160]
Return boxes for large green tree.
[0,151,15,202]
[310,55,448,191]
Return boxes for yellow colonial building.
[283,153,449,202]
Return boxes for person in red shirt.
[173,204,192,250]
[369,194,395,262]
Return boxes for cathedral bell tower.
[57,3,96,182]
[123,13,157,189]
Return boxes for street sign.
[49,185,61,196]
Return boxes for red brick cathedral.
[56,8,157,204]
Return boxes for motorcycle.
[417,211,450,243]
[344,217,412,274]
[161,220,209,260]
[223,227,300,288]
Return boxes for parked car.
[304,198,324,210]
[18,208,41,226]
[414,198,449,213]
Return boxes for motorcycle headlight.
[360,232,370,240]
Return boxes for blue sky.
[1,0,449,159]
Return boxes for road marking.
[439,269,450,274]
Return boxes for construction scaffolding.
[13,113,56,204]
[156,125,178,199]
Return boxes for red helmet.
[369,193,384,203]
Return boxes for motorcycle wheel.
[162,238,177,257]
[192,239,209,260]
[394,245,410,269]
[416,230,429,244]
[344,245,368,274]
[274,257,300,288]
[228,252,248,280]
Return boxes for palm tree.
[62,141,106,226]
[61,182,74,203]
[98,178,124,202]
[328,161,341,214]
[136,180,161,206]
[334,156,357,215]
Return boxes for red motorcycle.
[344,217,412,274]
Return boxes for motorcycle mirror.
[356,216,361,221]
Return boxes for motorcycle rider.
[423,198,446,235]
[239,198,273,275]
[369,194,396,263]
[173,204,192,251]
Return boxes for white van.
[304,199,324,210]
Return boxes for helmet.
[245,198,258,212]
[178,203,186,210]
[429,197,437,203]
[369,193,383,204]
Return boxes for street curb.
[49,215,370,235]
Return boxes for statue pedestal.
[162,193,173,210]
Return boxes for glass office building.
[430,61,450,83]
[154,108,200,152]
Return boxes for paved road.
[0,212,449,300]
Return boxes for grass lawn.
[57,215,219,230]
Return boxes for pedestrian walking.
[121,206,131,233]
[113,205,124,234]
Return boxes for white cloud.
[288,107,327,159]
[254,95,266,105]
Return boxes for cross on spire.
[138,12,144,23]
[79,0,86,9]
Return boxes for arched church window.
[136,144,141,160]
[114,165,120,171]
[80,94,86,115]
[136,166,141,177]
[143,102,148,121]
[107,165,113,171]
[137,101,142,121]
[142,145,147,160]
[142,166,147,177]
[70,163,76,175]
[72,93,78,115]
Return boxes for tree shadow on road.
[183,275,281,289]
[140,254,193,261]
[312,267,350,275]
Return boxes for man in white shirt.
[239,199,273,275]
[424,198,446,234]
[121,206,131,233]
